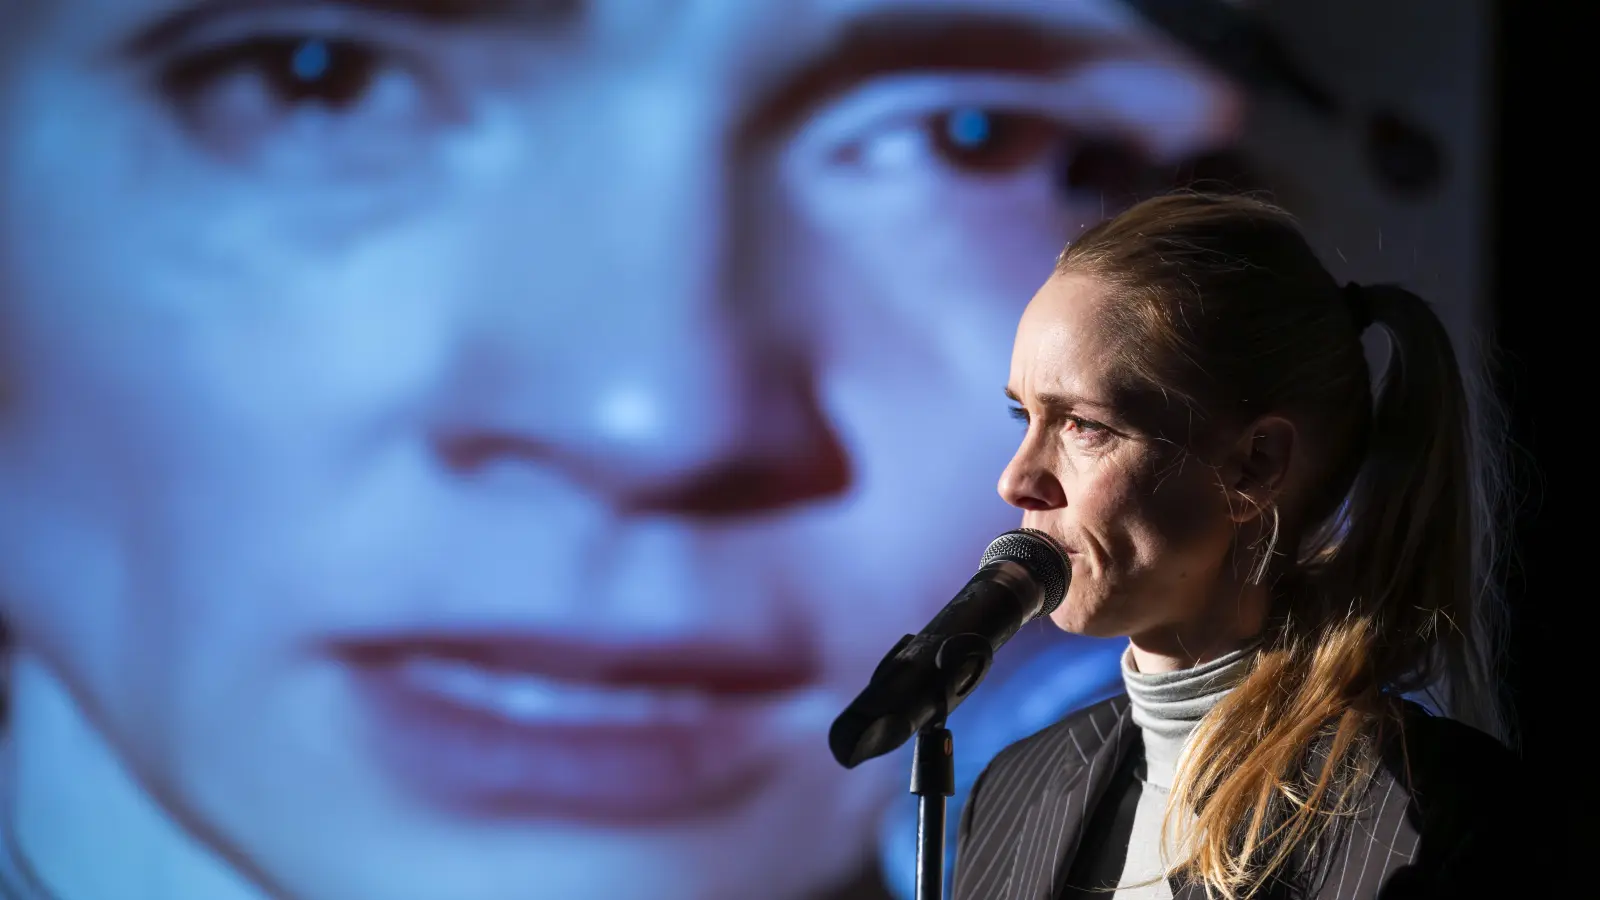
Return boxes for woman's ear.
[1223,415,1297,524]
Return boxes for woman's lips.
[338,634,818,825]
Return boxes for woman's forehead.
[1011,278,1115,386]
[1018,273,1111,342]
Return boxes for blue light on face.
[946,108,993,148]
[291,40,332,82]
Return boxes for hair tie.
[1342,281,1372,332]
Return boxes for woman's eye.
[1064,415,1098,432]
[162,36,386,111]
[1008,405,1031,424]
[1064,415,1113,445]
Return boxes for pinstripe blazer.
[952,696,1535,900]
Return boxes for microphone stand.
[909,635,995,900]
[910,717,954,900]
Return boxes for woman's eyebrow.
[1004,387,1117,416]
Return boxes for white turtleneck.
[1088,642,1260,899]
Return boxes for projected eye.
[163,34,408,112]
[827,102,1169,200]
[153,28,447,169]
[842,105,1061,178]
[794,64,1243,206]
[923,107,1059,175]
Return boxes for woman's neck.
[2,653,265,900]
[1127,578,1271,675]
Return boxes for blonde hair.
[1058,192,1510,898]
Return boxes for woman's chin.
[1047,587,1139,640]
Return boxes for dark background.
[1494,0,1585,874]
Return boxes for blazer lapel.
[1003,697,1137,900]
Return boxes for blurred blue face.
[0,2,1239,899]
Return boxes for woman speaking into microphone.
[954,192,1530,900]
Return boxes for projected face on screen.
[0,2,1239,899]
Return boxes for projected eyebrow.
[123,0,585,55]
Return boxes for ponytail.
[1331,284,1509,741]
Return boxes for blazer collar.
[1001,696,1138,900]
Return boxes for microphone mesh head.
[979,528,1070,616]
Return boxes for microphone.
[828,528,1070,768]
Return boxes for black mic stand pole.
[909,634,994,900]
[910,717,954,900]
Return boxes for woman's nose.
[998,445,1067,512]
